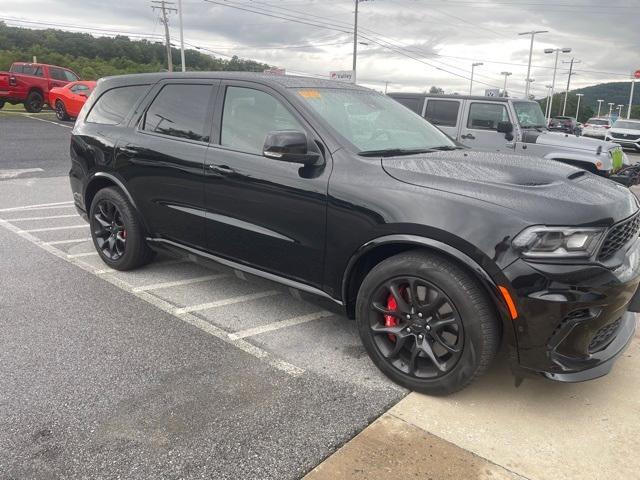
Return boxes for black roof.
[387,92,518,103]
[98,71,369,91]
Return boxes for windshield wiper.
[430,145,463,151]
[358,148,436,157]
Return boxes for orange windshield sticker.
[298,89,321,99]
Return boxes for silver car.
[389,93,627,176]
[606,119,640,152]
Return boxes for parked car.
[0,62,79,112]
[582,117,612,139]
[70,73,640,395]
[549,116,579,134]
[49,81,97,121]
[605,119,640,152]
[388,93,626,176]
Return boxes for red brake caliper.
[384,292,400,342]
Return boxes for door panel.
[204,83,329,287]
[460,101,513,151]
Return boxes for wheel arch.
[341,235,513,339]
[84,173,146,230]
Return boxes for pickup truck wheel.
[356,251,500,395]
[89,187,155,271]
[0,100,5,110]
[24,91,44,113]
[55,100,70,121]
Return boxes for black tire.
[55,100,70,121]
[0,100,5,110]
[89,187,155,271]
[356,250,500,395]
[24,90,44,113]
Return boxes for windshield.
[295,88,455,152]
[613,120,640,130]
[513,101,547,128]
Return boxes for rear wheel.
[54,100,70,121]
[0,100,5,110]
[356,251,500,395]
[24,91,44,113]
[89,187,155,271]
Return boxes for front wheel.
[356,251,500,395]
[89,187,155,271]
[55,100,70,121]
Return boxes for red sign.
[635,69,640,79]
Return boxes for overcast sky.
[2,0,639,97]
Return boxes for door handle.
[208,164,235,175]
[461,133,476,140]
[119,146,138,156]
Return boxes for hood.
[610,128,640,136]
[534,131,611,152]
[382,150,638,225]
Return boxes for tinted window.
[71,84,90,93]
[425,100,459,127]
[392,96,423,114]
[86,85,148,125]
[221,86,303,155]
[10,64,23,73]
[467,103,509,130]
[49,67,66,81]
[21,65,43,77]
[143,84,212,142]
[64,70,79,81]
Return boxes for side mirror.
[497,121,514,134]
[263,131,322,166]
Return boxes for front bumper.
[503,237,640,382]
[606,137,640,150]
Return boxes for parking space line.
[21,224,87,233]
[132,274,229,292]
[24,115,73,129]
[9,214,79,222]
[67,252,99,259]
[0,217,305,377]
[45,237,92,245]
[174,291,281,315]
[92,258,188,275]
[0,201,73,212]
[228,310,334,340]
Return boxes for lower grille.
[588,318,622,353]
[598,213,640,261]
[611,132,640,141]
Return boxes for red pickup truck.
[0,62,80,113]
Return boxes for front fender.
[544,151,612,172]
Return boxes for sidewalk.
[306,335,640,480]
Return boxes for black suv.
[70,73,640,395]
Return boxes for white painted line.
[25,115,73,129]
[45,237,92,246]
[9,214,78,222]
[0,216,304,377]
[229,310,334,340]
[93,257,187,275]
[132,274,228,292]
[67,252,99,259]
[0,168,44,179]
[94,267,116,275]
[174,290,281,315]
[21,224,87,233]
[0,201,73,212]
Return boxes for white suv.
[606,119,640,152]
[582,117,612,139]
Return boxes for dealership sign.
[330,70,355,83]
[485,89,500,97]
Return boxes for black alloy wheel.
[93,199,127,261]
[55,100,69,121]
[368,276,464,378]
[356,251,500,395]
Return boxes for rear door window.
[86,85,148,125]
[64,70,79,82]
[142,84,213,142]
[467,103,509,130]
[425,100,460,127]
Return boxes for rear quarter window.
[86,85,149,125]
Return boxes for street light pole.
[617,104,624,116]
[178,0,186,72]
[545,85,553,118]
[608,102,615,117]
[596,99,604,117]
[519,30,548,98]
[352,0,370,84]
[470,62,483,95]
[575,93,584,120]
[628,75,636,119]
[545,47,572,122]
[501,71,512,96]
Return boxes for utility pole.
[178,0,186,72]
[596,99,604,117]
[352,0,371,84]
[518,30,548,98]
[470,62,483,95]
[500,71,512,96]
[152,1,177,72]
[575,93,584,121]
[561,58,580,116]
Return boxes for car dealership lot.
[2,111,640,479]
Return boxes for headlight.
[512,226,605,258]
